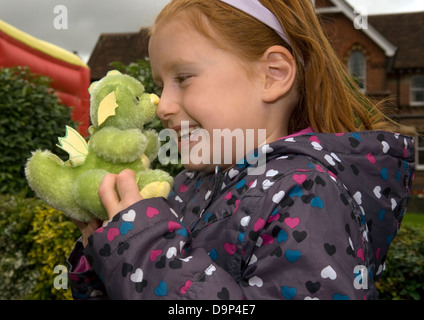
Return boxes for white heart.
[179,241,186,252]
[170,208,179,218]
[321,265,337,280]
[205,264,217,276]
[304,296,320,300]
[240,216,251,227]
[262,145,274,153]
[324,154,336,166]
[248,276,263,287]
[285,138,295,143]
[382,141,390,153]
[175,195,183,203]
[205,190,212,200]
[166,247,177,259]
[312,141,323,151]
[130,268,143,283]
[180,256,193,262]
[249,180,257,189]
[373,186,382,199]
[262,179,275,190]
[272,191,285,204]
[266,169,279,177]
[391,198,397,211]
[331,153,341,162]
[248,254,258,265]
[353,191,362,205]
[122,209,136,222]
[376,264,384,276]
[228,169,239,179]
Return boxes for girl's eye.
[176,75,192,84]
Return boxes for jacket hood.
[253,129,415,274]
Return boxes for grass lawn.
[403,212,424,227]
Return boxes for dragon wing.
[57,126,89,167]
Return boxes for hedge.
[0,193,79,300]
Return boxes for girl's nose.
[156,87,179,122]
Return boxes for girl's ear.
[260,45,297,103]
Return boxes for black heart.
[99,244,111,257]
[349,137,360,148]
[324,243,336,256]
[122,263,133,277]
[302,180,314,191]
[155,255,166,269]
[118,242,130,255]
[217,287,230,300]
[306,281,321,294]
[315,176,327,186]
[293,231,307,243]
[270,246,282,257]
[135,280,148,293]
[169,259,182,269]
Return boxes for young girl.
[68,0,415,300]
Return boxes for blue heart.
[236,179,246,190]
[238,232,245,242]
[311,196,324,209]
[177,228,188,238]
[378,209,386,221]
[119,222,134,235]
[281,286,297,300]
[386,233,394,245]
[289,185,303,198]
[209,248,218,261]
[333,293,350,300]
[285,249,301,263]
[277,230,288,243]
[380,168,388,181]
[154,281,168,297]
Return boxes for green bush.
[0,66,77,195]
[0,193,80,300]
[376,223,424,300]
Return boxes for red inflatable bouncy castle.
[0,19,90,136]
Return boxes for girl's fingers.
[98,173,119,219]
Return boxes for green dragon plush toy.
[25,70,173,222]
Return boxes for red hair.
[151,0,415,135]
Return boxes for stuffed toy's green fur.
[25,70,173,222]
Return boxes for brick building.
[88,0,424,190]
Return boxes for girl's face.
[149,18,286,172]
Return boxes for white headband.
[219,0,292,47]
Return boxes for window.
[411,76,424,106]
[348,51,367,92]
[417,134,424,170]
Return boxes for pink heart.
[95,227,105,234]
[366,153,376,164]
[262,233,274,245]
[293,174,307,185]
[357,248,365,261]
[107,228,120,241]
[180,280,193,295]
[376,248,381,259]
[224,243,237,255]
[150,249,162,262]
[254,218,266,232]
[146,207,159,218]
[284,217,300,229]
[224,191,232,200]
[168,221,181,233]
[179,184,189,193]
[267,213,280,223]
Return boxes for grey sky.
[1,0,423,63]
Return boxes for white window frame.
[416,134,424,171]
[411,75,424,107]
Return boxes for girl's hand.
[98,169,144,221]
[71,218,103,248]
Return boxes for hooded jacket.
[69,129,415,300]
